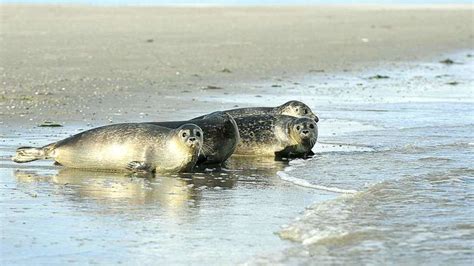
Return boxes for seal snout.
[187,137,199,147]
[300,129,311,139]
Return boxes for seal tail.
[12,144,54,163]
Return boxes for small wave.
[417,157,453,162]
[278,167,474,248]
[321,119,382,136]
[288,158,308,167]
[315,142,375,153]
[277,171,357,194]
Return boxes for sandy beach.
[1,4,473,265]
[1,5,473,126]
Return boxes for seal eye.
[296,126,301,131]
[304,109,308,115]
[196,131,201,137]
[182,132,187,138]
[309,124,315,129]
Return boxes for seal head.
[165,123,203,172]
[288,117,318,149]
[274,116,318,158]
[174,123,203,150]
[149,111,239,165]
[277,101,319,122]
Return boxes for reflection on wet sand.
[14,169,234,215]
[225,156,289,171]
[14,156,289,202]
[224,156,289,185]
[13,156,291,221]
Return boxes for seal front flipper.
[305,150,315,158]
[126,161,154,173]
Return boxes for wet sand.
[1,5,473,126]
[1,4,474,265]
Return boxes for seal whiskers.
[199,142,214,158]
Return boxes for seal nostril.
[314,117,319,123]
[189,137,196,142]
[302,130,309,134]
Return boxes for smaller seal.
[148,112,239,165]
[194,100,319,122]
[233,114,318,158]
[12,123,203,173]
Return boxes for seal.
[232,114,318,158]
[12,123,203,173]
[147,112,239,165]
[194,100,319,122]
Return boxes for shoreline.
[1,49,472,265]
[0,5,472,264]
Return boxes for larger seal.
[12,123,203,173]
[194,100,319,122]
[147,112,239,165]
[233,115,318,158]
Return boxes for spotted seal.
[194,100,319,122]
[232,115,318,158]
[12,123,203,173]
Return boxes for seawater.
[1,52,473,265]
[247,52,474,265]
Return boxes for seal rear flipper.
[12,146,47,163]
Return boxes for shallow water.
[1,51,473,265]
[246,52,474,264]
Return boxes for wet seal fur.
[233,115,318,158]
[147,112,239,165]
[12,123,203,173]
[195,100,319,123]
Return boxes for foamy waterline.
[277,170,358,194]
